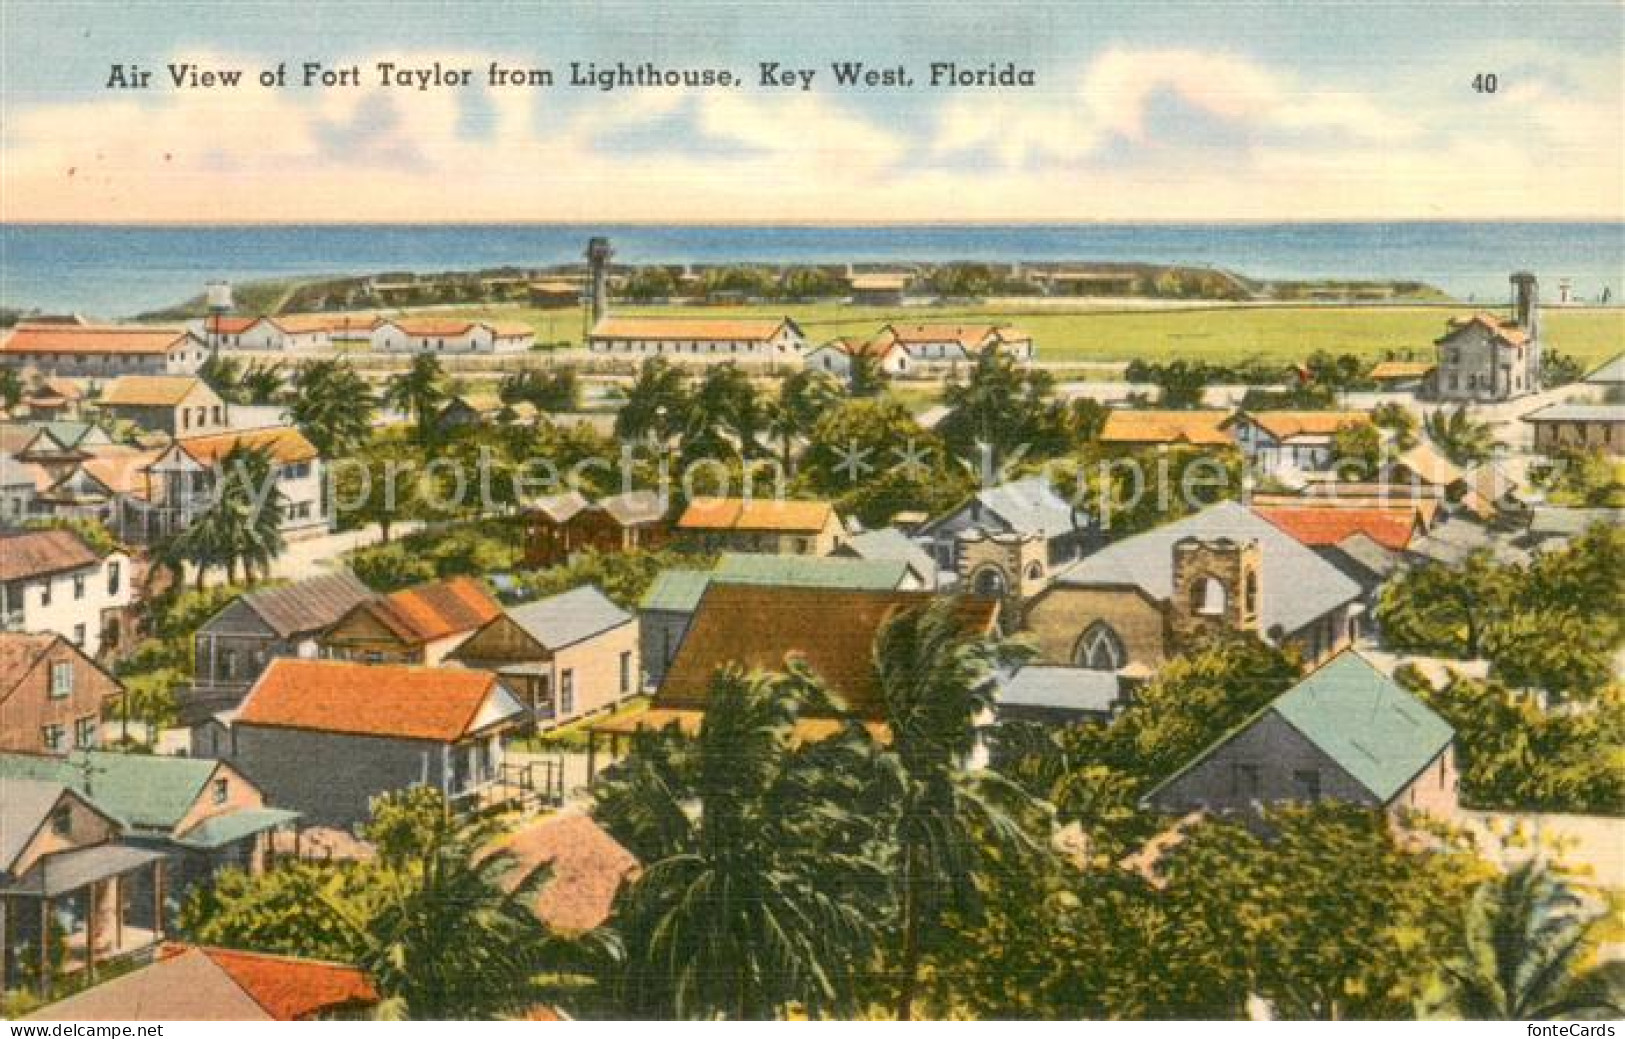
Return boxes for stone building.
[1023,502,1363,676]
[1432,271,1544,402]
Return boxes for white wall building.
[198,313,384,352]
[587,316,807,362]
[0,528,134,658]
[371,319,533,354]
[145,426,329,541]
[0,325,207,378]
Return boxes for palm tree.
[614,356,690,446]
[1430,860,1623,1020]
[174,442,287,586]
[240,361,286,405]
[289,359,376,456]
[871,597,1044,1019]
[331,788,614,1020]
[767,369,842,474]
[689,362,767,459]
[198,353,245,403]
[383,353,447,441]
[1424,404,1498,467]
[607,666,883,1019]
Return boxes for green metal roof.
[176,807,301,850]
[1147,652,1454,806]
[640,555,912,614]
[0,751,218,832]
[39,422,98,448]
[1270,653,1454,803]
[639,569,714,613]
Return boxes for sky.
[1,0,1621,222]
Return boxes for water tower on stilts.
[584,237,613,341]
[204,280,234,359]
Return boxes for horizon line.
[4,216,1623,229]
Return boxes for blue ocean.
[2,222,1621,319]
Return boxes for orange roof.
[2,324,192,357]
[28,378,84,402]
[205,315,260,335]
[173,426,317,466]
[1254,505,1421,551]
[659,584,1000,719]
[1099,409,1233,446]
[238,658,507,741]
[675,497,836,533]
[272,313,382,334]
[158,945,379,1021]
[386,318,478,337]
[879,323,1001,351]
[99,375,210,408]
[1442,312,1529,346]
[80,449,165,498]
[1394,441,1465,488]
[589,316,792,342]
[1368,360,1435,380]
[1231,410,1373,440]
[368,576,503,644]
[500,814,640,933]
[383,318,530,338]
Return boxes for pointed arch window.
[1076,621,1126,671]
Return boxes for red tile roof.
[500,813,640,932]
[659,585,1000,719]
[238,658,507,742]
[160,945,379,1021]
[0,528,100,582]
[1254,505,1421,551]
[205,315,261,335]
[2,325,193,357]
[367,576,503,645]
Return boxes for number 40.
[1472,73,1499,93]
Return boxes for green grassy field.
[412,301,1625,369]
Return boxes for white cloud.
[0,44,1617,222]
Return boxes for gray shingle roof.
[599,490,668,526]
[1053,501,1362,637]
[1522,403,1625,423]
[998,666,1120,714]
[507,585,632,650]
[0,779,69,873]
[239,570,378,640]
[975,476,1083,538]
[1407,519,1531,565]
[1585,352,1625,386]
[841,527,937,583]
